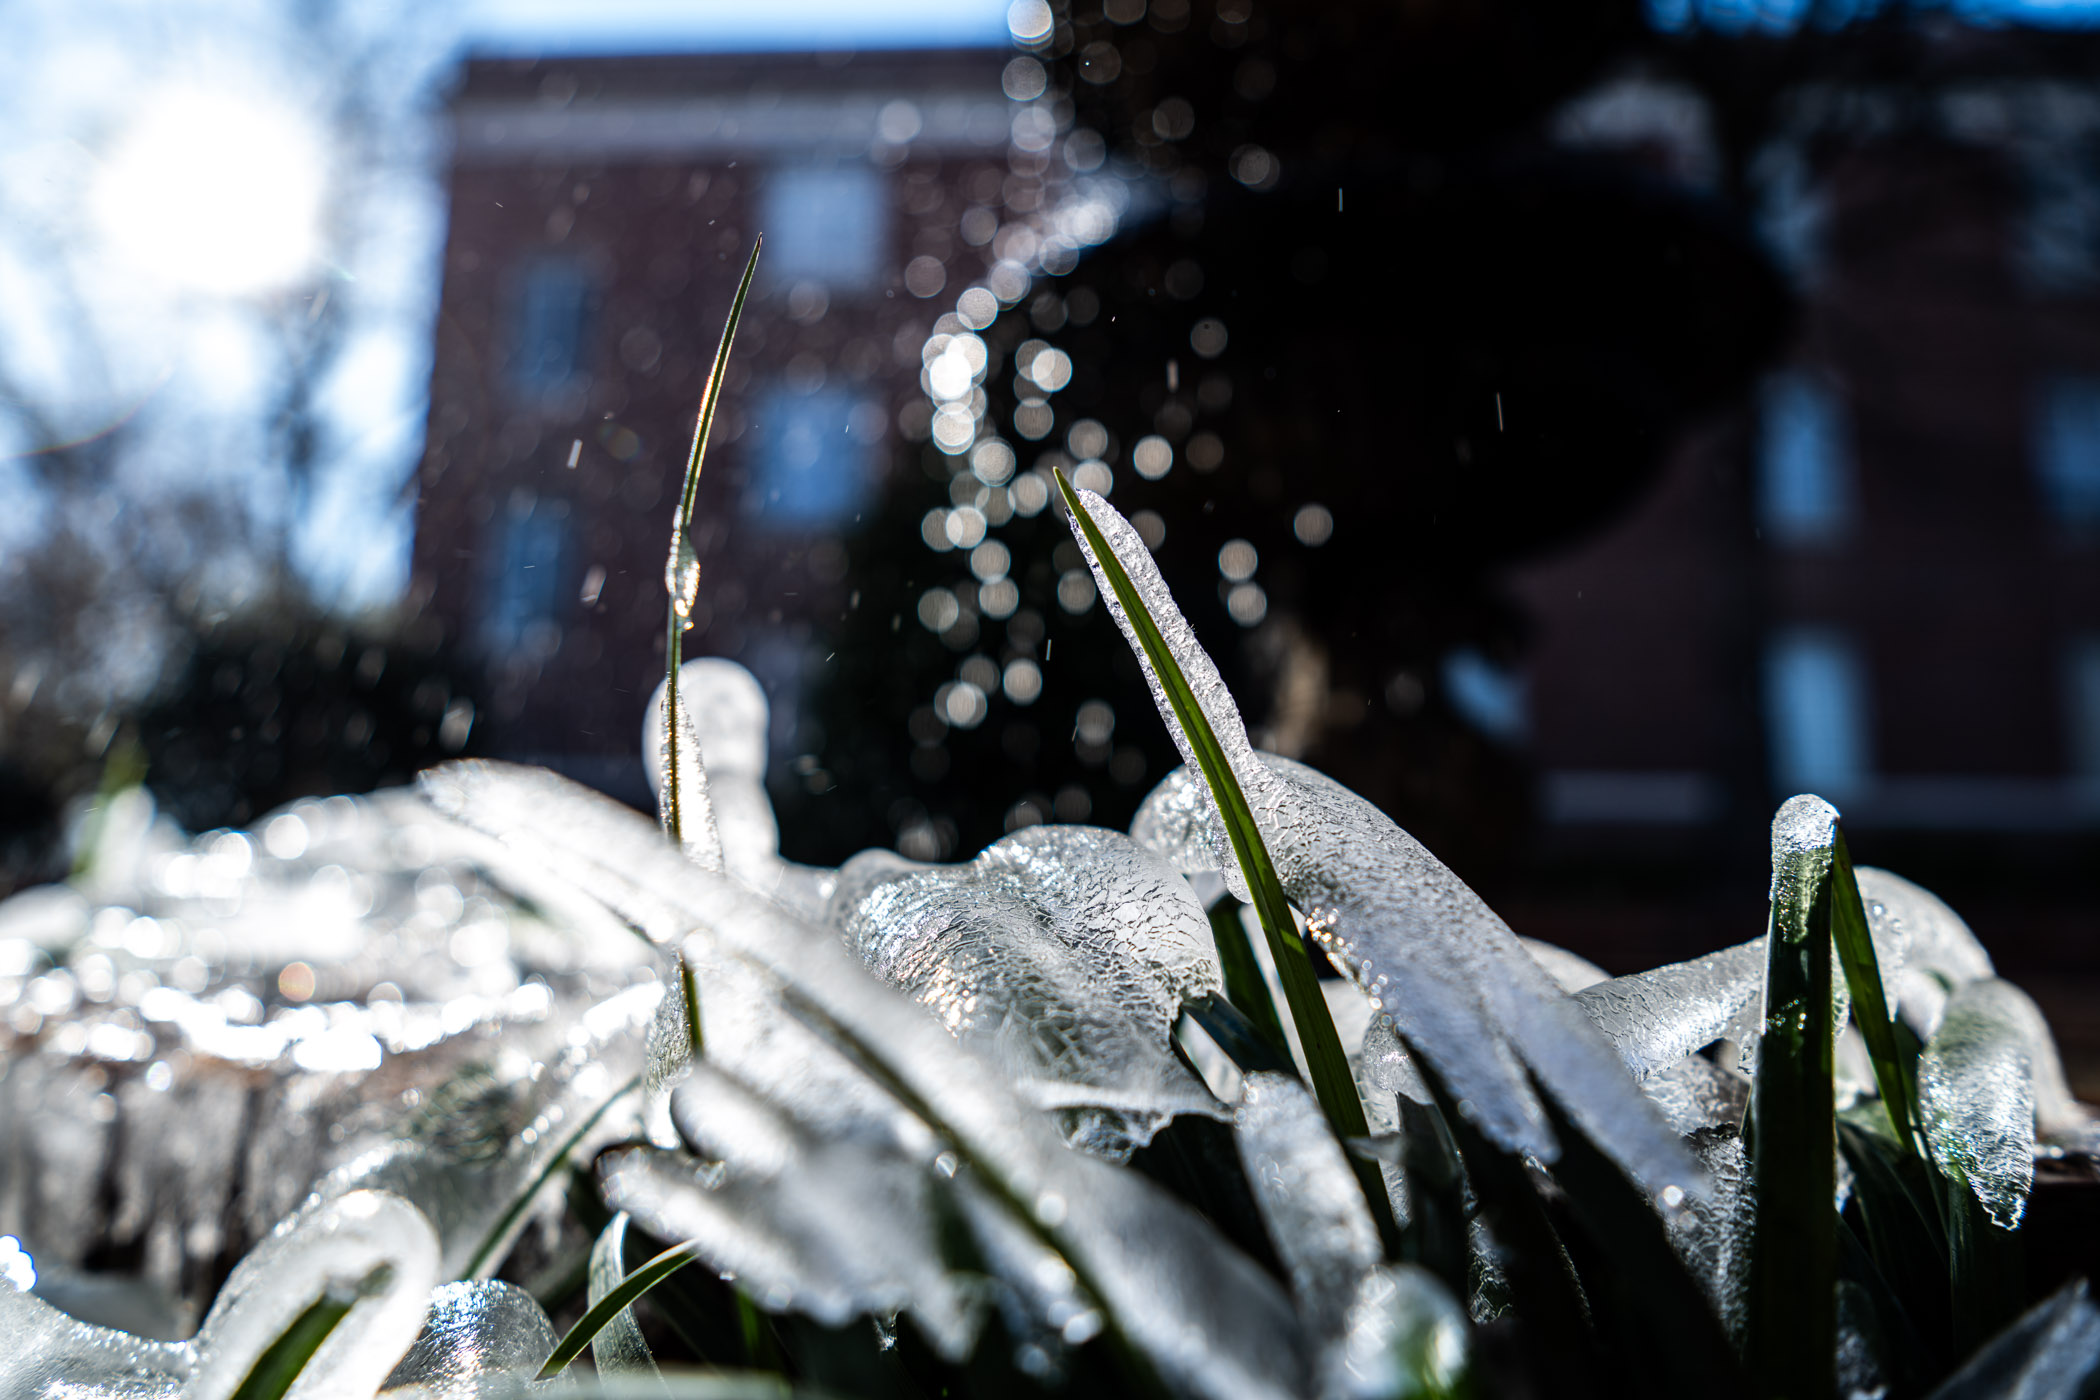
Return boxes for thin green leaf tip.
[662,239,763,847]
[1051,468,1396,1248]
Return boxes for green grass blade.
[1829,829,1920,1157]
[1745,796,1841,1400]
[1203,897,1289,1061]
[226,1263,391,1400]
[588,1213,665,1378]
[540,1239,704,1380]
[662,239,762,846]
[458,1075,640,1280]
[1053,469,1395,1250]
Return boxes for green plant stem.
[540,1240,704,1379]
[1828,829,1921,1157]
[662,239,761,846]
[1746,810,1839,1400]
[227,1264,391,1400]
[1203,897,1289,1061]
[1054,469,1397,1254]
[459,1076,640,1280]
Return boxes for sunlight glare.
[93,89,325,296]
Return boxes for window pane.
[749,385,881,528]
[509,258,592,399]
[482,501,569,654]
[1758,370,1851,544]
[759,165,887,291]
[1765,627,1869,797]
[2037,376,2100,529]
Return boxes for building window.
[482,497,570,655]
[2019,142,2100,295]
[2037,376,2100,531]
[1750,140,1826,288]
[749,385,882,529]
[1441,647,1527,744]
[1765,627,1870,798]
[508,258,592,400]
[1759,370,1852,545]
[2070,635,2100,782]
[759,165,887,291]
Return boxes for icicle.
[380,1280,556,1395]
[1855,866,1994,1041]
[1920,979,2042,1229]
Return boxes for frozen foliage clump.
[833,823,1224,1158]
[1082,487,1697,1202]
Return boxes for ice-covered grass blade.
[662,239,761,847]
[588,1213,664,1377]
[459,1075,640,1280]
[1831,828,1920,1156]
[1746,795,1841,1400]
[540,1239,704,1379]
[226,1263,391,1400]
[1052,472,1378,1190]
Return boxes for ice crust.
[0,1189,441,1400]
[0,785,653,1319]
[1573,940,1767,1083]
[379,1280,556,1397]
[430,762,1308,1400]
[1127,760,1701,1202]
[1920,979,2042,1229]
[830,824,1224,1158]
[1855,866,1995,1041]
[1235,1073,1380,1337]
[642,659,836,920]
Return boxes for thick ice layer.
[1641,1056,1751,1137]
[0,1189,443,1400]
[430,763,1308,1400]
[1662,1130,1756,1341]
[831,824,1223,1157]
[380,1280,556,1396]
[642,660,836,920]
[1573,940,1766,1083]
[1855,866,1995,1041]
[604,1068,982,1360]
[1234,1073,1380,1339]
[1920,979,2043,1228]
[0,784,656,1318]
[1077,488,1698,1200]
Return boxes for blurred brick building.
[411,48,1010,801]
[1501,38,2100,1081]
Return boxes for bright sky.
[459,0,1013,54]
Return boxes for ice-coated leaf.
[1132,756,1702,1204]
[1919,979,2042,1229]
[1925,1278,2100,1400]
[1081,487,1697,1199]
[1661,1129,1756,1343]
[1573,939,1766,1083]
[380,1280,556,1396]
[585,1215,658,1379]
[0,1273,190,1400]
[1856,866,1995,1041]
[643,660,835,921]
[832,824,1224,1157]
[602,1065,982,1361]
[648,681,726,874]
[1234,1073,1379,1338]
[428,763,1307,1400]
